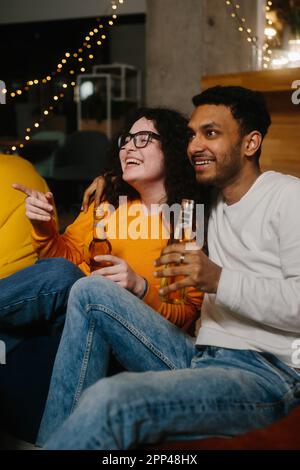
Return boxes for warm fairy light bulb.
[65,52,71,57]
[112,4,117,9]
[42,79,47,83]
[85,36,90,41]
[101,35,106,39]
[109,21,113,25]
[265,27,277,38]
[113,15,117,19]
[26,128,31,132]
[63,84,68,88]
[17,90,22,95]
[29,81,34,86]
[34,123,39,128]
[25,136,30,141]
[10,92,16,97]
[53,95,59,100]
[73,53,78,58]
[44,110,49,115]
[239,27,243,31]
[97,41,102,45]
[2,88,7,94]
[34,80,39,84]
[89,54,94,59]
[78,57,83,62]
[231,13,236,18]
[71,81,76,86]
[247,37,252,42]
[62,59,67,64]
[94,28,98,33]
[12,146,17,151]
[89,31,94,36]
[70,70,75,74]
[87,44,92,49]
[46,76,51,81]
[80,67,86,72]
[58,64,63,68]
[20,144,24,148]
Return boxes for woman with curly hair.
[30,107,210,446]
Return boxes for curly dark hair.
[192,86,272,163]
[101,107,209,208]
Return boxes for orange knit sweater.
[31,200,203,331]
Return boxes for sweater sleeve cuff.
[215,268,240,310]
[31,218,57,241]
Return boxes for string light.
[9,90,67,152]
[224,1,258,48]
[5,0,125,153]
[3,0,124,103]
[263,0,274,69]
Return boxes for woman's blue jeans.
[37,275,300,450]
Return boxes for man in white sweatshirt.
[160,86,300,371]
[39,86,300,450]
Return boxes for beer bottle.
[160,199,196,304]
[89,205,112,272]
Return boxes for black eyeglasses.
[118,131,161,149]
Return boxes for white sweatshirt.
[196,171,300,369]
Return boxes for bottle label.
[173,200,195,242]
[94,222,107,240]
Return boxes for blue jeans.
[0,258,85,353]
[38,276,300,450]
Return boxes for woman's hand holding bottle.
[91,254,147,298]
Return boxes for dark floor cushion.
[0,334,61,443]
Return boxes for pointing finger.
[12,183,33,197]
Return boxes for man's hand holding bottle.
[154,244,222,295]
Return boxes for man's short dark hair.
[192,86,271,162]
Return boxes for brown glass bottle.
[89,206,112,272]
[160,199,195,304]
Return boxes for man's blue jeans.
[0,258,85,353]
[38,276,300,450]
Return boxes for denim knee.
[69,275,117,306]
[79,372,140,415]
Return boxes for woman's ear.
[244,131,262,157]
